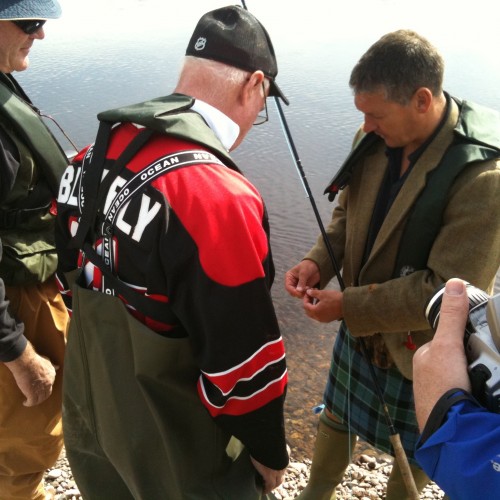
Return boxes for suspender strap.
[72,122,226,325]
[71,124,154,248]
[81,242,177,325]
[71,121,113,249]
[72,124,175,324]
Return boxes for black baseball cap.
[186,5,288,105]
[0,0,61,20]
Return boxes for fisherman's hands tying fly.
[285,259,344,323]
[284,259,320,297]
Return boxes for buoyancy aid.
[0,73,69,285]
[70,94,237,324]
[324,96,500,279]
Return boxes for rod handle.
[389,433,420,500]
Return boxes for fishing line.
[40,112,79,157]
[239,2,419,498]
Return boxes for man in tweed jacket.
[286,29,500,500]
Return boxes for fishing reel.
[425,283,500,413]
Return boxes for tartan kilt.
[323,322,420,464]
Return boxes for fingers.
[303,289,344,323]
[284,269,302,297]
[23,382,54,407]
[434,278,469,344]
[284,260,320,298]
[250,457,286,494]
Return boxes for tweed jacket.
[306,98,500,379]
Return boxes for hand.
[303,288,344,323]
[250,456,286,494]
[284,260,320,298]
[413,278,471,431]
[4,342,57,407]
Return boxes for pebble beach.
[44,444,445,499]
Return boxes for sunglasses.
[12,19,46,35]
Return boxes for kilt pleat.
[323,322,420,464]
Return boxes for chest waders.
[64,97,273,499]
[65,288,266,499]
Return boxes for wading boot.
[296,411,356,500]
[385,459,430,500]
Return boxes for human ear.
[241,70,264,104]
[414,88,432,113]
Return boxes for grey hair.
[349,30,444,105]
[180,56,250,98]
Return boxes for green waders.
[63,285,273,500]
[296,411,356,500]
[297,411,430,500]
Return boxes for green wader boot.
[296,411,356,500]
[386,458,430,500]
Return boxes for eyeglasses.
[253,82,269,126]
[12,19,46,35]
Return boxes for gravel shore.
[44,446,445,499]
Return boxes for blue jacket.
[415,389,500,499]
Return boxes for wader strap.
[72,123,175,323]
[72,124,155,249]
[70,121,113,249]
[72,120,226,326]
[80,242,176,325]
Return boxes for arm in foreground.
[413,278,471,430]
[413,279,500,498]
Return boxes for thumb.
[435,279,469,342]
[306,288,321,299]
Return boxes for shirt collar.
[385,92,451,167]
[191,99,239,151]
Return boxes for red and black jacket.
[55,95,288,470]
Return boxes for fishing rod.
[276,98,420,500]
[239,2,419,498]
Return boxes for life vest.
[70,94,237,324]
[323,97,500,279]
[0,74,69,285]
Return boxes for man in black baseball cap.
[186,5,288,105]
[58,4,289,500]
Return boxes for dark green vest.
[97,93,236,167]
[324,97,500,278]
[0,73,69,285]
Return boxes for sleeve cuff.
[419,388,476,445]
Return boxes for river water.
[17,0,500,460]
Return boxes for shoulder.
[155,162,269,286]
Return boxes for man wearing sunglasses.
[0,1,69,499]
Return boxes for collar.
[385,92,451,167]
[407,92,451,165]
[191,99,239,151]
